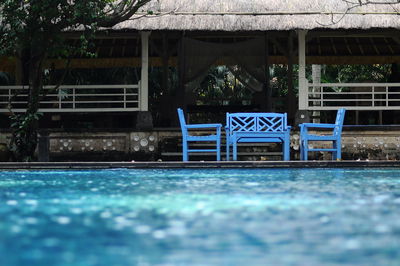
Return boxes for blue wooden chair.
[299,108,346,161]
[177,108,222,161]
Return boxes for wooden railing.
[305,83,400,110]
[0,84,140,112]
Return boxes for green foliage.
[148,66,178,101]
[0,0,150,161]
[270,65,295,97]
[9,112,43,162]
[269,64,392,97]
[195,66,252,105]
[322,64,391,83]
[0,0,109,60]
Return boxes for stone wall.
[290,128,400,161]
[0,127,399,161]
[48,131,173,161]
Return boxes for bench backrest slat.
[227,112,288,133]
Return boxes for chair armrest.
[300,123,336,129]
[186,123,222,129]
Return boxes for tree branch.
[98,0,152,27]
[318,0,400,26]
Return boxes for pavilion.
[1,0,400,160]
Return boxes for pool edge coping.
[0,160,399,169]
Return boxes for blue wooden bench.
[225,112,291,161]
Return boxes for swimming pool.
[0,168,399,266]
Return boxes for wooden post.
[140,31,151,111]
[287,31,296,122]
[136,31,153,130]
[177,34,186,111]
[298,30,308,110]
[265,34,271,112]
[312,65,321,122]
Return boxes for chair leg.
[332,141,337,160]
[216,139,221,161]
[301,140,308,161]
[300,140,304,160]
[182,141,188,162]
[333,140,341,160]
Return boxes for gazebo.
[1,0,400,160]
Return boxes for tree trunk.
[10,48,45,161]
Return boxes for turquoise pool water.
[0,168,400,266]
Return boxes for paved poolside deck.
[0,160,399,169]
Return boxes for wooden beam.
[4,52,400,73]
[43,57,174,68]
[305,56,400,64]
[36,55,400,69]
[305,43,398,55]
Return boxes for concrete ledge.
[0,160,399,170]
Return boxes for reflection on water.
[0,168,400,266]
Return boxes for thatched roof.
[112,0,400,31]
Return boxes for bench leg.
[226,142,230,161]
[233,141,238,161]
[283,140,290,161]
[283,134,290,161]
